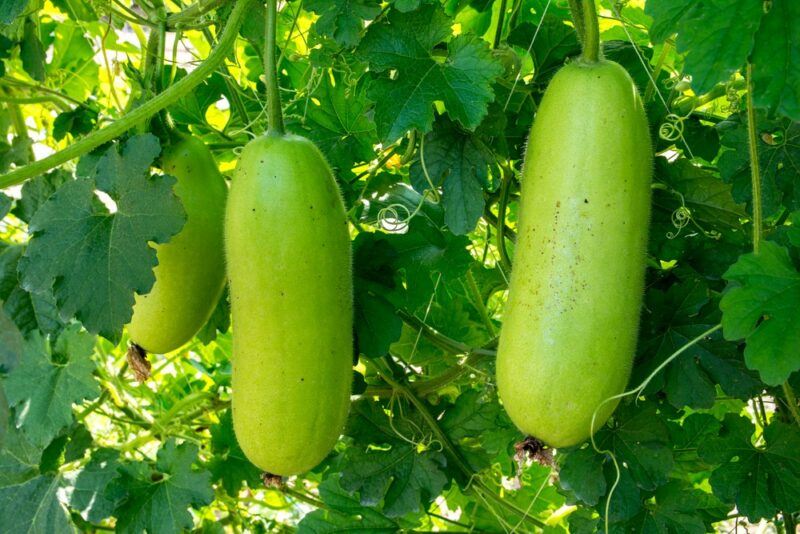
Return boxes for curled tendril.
[377,203,412,232]
[376,190,437,232]
[425,439,444,453]
[659,113,686,141]
[387,393,425,447]
[667,205,691,239]
[723,77,739,113]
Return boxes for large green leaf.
[699,415,800,521]
[19,135,185,342]
[4,326,98,447]
[720,241,800,385]
[357,5,503,143]
[112,441,213,534]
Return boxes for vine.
[374,358,548,530]
[578,0,600,63]
[264,0,285,136]
[591,324,723,533]
[0,0,256,189]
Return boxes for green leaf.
[699,415,800,521]
[751,0,800,121]
[390,219,472,307]
[0,421,41,486]
[507,15,580,82]
[63,423,92,462]
[0,385,6,449]
[644,0,692,44]
[0,304,23,373]
[787,210,800,247]
[358,5,503,143]
[656,159,746,230]
[673,0,763,94]
[4,326,99,447]
[166,70,226,126]
[340,398,448,516]
[720,241,800,385]
[0,0,29,24]
[0,244,63,336]
[0,136,32,173]
[559,445,606,506]
[112,440,213,534]
[593,402,674,492]
[345,398,427,448]
[52,107,97,142]
[288,72,378,174]
[340,443,448,517]
[0,474,73,534]
[717,113,800,216]
[610,481,728,534]
[0,192,10,218]
[440,388,518,472]
[20,18,46,82]
[207,409,260,496]
[195,287,230,345]
[409,117,495,235]
[14,170,71,224]
[20,134,185,342]
[353,234,403,358]
[298,477,398,533]
[47,20,99,101]
[63,448,124,523]
[305,0,380,47]
[636,277,759,409]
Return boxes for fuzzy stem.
[567,0,585,43]
[644,41,670,103]
[782,382,800,427]
[466,269,496,335]
[264,0,285,136]
[166,0,228,29]
[745,64,762,254]
[580,0,600,62]
[0,0,255,189]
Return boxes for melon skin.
[225,134,352,476]
[496,60,653,448]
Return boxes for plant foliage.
[0,0,799,532]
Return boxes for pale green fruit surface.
[497,59,653,448]
[225,134,352,476]
[127,137,227,354]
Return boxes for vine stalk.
[496,166,514,273]
[745,64,762,254]
[746,64,800,427]
[375,359,547,529]
[466,269,496,335]
[566,0,585,43]
[579,0,600,62]
[264,0,285,136]
[492,0,508,49]
[0,0,256,189]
